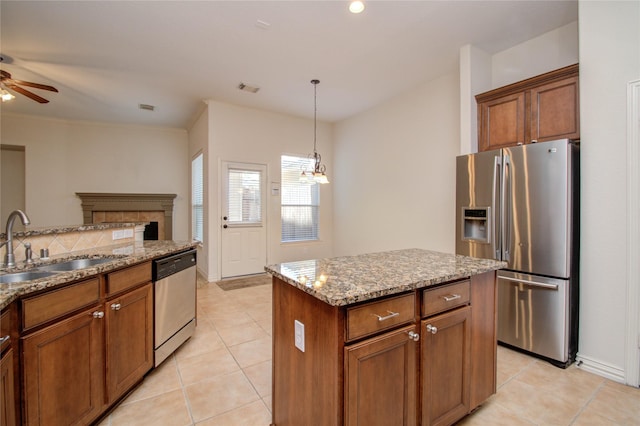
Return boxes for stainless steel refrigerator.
[455,138,579,367]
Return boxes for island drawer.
[22,278,101,331]
[105,261,152,296]
[422,280,470,317]
[346,293,416,341]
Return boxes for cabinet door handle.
[407,331,420,342]
[92,311,105,319]
[111,303,122,311]
[426,324,438,334]
[375,311,400,322]
[442,294,461,302]
[0,335,9,345]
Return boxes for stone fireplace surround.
[76,193,176,240]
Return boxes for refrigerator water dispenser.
[462,207,490,243]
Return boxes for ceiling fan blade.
[11,79,58,92]
[5,84,50,103]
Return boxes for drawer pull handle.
[407,331,420,342]
[0,335,9,345]
[442,294,461,302]
[375,311,400,322]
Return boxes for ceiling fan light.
[0,88,15,102]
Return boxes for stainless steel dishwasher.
[153,249,197,366]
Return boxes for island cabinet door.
[344,324,418,426]
[421,306,471,426]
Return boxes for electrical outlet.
[294,320,305,352]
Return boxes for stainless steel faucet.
[1,209,31,267]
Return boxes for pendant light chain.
[312,79,319,155]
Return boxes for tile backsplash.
[2,224,143,265]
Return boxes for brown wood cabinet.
[271,270,497,426]
[1,348,17,426]
[477,64,579,152]
[1,303,19,426]
[345,324,417,426]
[20,262,153,426]
[421,307,471,426]
[22,307,105,426]
[105,283,153,403]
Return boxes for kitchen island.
[265,248,505,426]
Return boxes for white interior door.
[221,162,267,278]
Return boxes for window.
[191,153,203,242]
[226,168,262,225]
[281,154,319,242]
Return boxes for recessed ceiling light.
[349,1,365,14]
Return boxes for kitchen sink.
[38,257,115,272]
[0,270,58,284]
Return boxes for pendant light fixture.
[300,79,329,184]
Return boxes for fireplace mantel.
[76,192,176,240]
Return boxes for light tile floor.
[98,279,640,426]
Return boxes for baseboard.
[575,353,626,383]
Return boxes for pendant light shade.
[300,79,329,185]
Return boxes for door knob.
[407,331,420,341]
[426,324,437,334]
[92,311,104,319]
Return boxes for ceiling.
[0,1,577,129]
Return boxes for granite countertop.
[0,240,198,310]
[0,222,146,239]
[265,248,506,307]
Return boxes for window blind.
[191,153,203,242]
[281,155,319,242]
[227,168,262,224]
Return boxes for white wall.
[205,101,334,281]
[576,0,640,383]
[492,21,579,88]
[333,72,459,256]
[459,45,491,155]
[188,106,209,278]
[1,145,26,226]
[0,114,190,240]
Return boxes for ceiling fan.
[0,69,58,104]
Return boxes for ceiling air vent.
[138,103,155,111]
[238,82,260,93]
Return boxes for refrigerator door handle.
[498,276,559,290]
[493,155,502,259]
[502,154,511,262]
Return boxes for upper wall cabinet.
[476,64,579,152]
